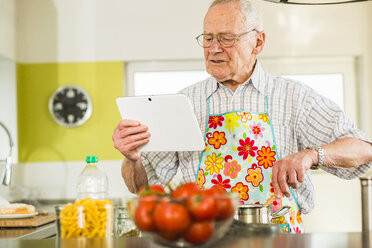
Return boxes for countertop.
[0,231,371,248]
[0,200,369,247]
[0,222,56,239]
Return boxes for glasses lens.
[196,34,205,47]
[197,34,213,48]
[218,34,235,48]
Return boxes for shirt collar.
[250,60,267,96]
[204,59,267,99]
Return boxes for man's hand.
[112,119,150,161]
[272,149,317,198]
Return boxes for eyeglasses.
[196,29,257,48]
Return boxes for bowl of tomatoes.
[127,182,239,247]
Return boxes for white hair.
[209,0,263,31]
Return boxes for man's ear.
[252,31,266,55]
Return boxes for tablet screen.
[116,94,205,152]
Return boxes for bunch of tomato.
[133,182,236,245]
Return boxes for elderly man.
[112,0,372,233]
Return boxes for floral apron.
[196,90,304,234]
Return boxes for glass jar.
[55,198,114,238]
[114,206,140,237]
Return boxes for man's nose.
[208,38,223,53]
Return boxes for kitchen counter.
[1,231,371,248]
[0,222,56,239]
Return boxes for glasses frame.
[196,29,258,48]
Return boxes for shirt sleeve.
[141,151,180,186]
[297,87,372,179]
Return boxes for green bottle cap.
[86,155,98,163]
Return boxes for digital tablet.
[116,94,205,152]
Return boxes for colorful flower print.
[207,131,227,149]
[270,182,275,195]
[196,169,206,189]
[294,227,302,234]
[258,113,269,124]
[257,146,276,169]
[249,122,265,139]
[223,160,241,179]
[289,210,295,226]
[237,112,252,123]
[203,142,210,152]
[205,153,224,175]
[231,182,249,201]
[272,216,286,224]
[237,137,258,160]
[224,113,240,132]
[296,210,302,224]
[245,166,264,187]
[208,115,224,129]
[272,198,282,212]
[211,174,231,190]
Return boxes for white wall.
[0,0,18,204]
[16,0,210,62]
[10,160,134,202]
[16,0,372,134]
[0,0,15,60]
[0,55,18,164]
[0,0,17,172]
[11,0,372,233]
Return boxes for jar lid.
[86,155,98,163]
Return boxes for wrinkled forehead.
[203,2,247,34]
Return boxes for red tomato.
[183,220,215,244]
[158,231,182,241]
[187,189,218,221]
[134,196,157,231]
[211,185,227,194]
[210,186,235,220]
[139,184,166,196]
[153,199,191,234]
[216,197,235,220]
[171,182,201,200]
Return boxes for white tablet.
[116,94,205,152]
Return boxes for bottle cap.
[86,155,98,163]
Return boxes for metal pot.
[234,204,291,224]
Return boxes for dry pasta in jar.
[58,198,113,238]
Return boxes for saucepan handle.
[272,206,291,219]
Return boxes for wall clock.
[48,85,93,127]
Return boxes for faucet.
[0,121,13,186]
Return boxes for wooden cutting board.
[0,213,55,227]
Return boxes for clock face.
[48,85,92,127]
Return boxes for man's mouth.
[210,59,225,63]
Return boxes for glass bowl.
[55,198,114,238]
[127,192,239,247]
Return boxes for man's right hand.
[112,119,150,161]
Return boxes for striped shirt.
[141,60,371,214]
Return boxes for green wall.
[17,61,124,162]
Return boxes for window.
[260,56,357,124]
[133,71,209,95]
[283,74,344,110]
[126,60,208,96]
